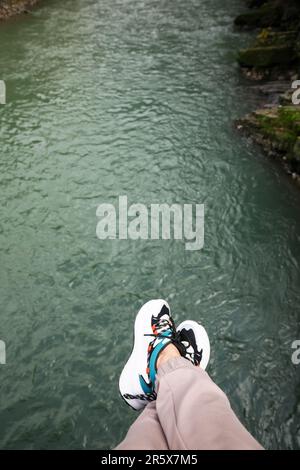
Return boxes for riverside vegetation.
[235,0,300,185]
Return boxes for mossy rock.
[234,4,283,28]
[237,96,300,178]
[254,30,297,48]
[277,106,300,134]
[237,45,296,68]
[252,106,300,151]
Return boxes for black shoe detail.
[179,327,203,366]
[123,392,157,402]
[151,304,170,327]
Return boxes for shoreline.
[234,0,300,187]
[0,0,39,20]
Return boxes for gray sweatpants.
[116,357,263,450]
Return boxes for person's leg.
[116,299,263,450]
[115,401,168,450]
[155,351,263,450]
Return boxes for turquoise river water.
[0,0,300,449]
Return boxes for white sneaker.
[119,299,182,411]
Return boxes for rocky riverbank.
[0,0,39,20]
[234,0,300,185]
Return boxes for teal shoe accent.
[148,337,170,386]
[139,374,153,394]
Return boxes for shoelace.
[145,319,203,364]
[144,318,186,357]
[138,318,204,401]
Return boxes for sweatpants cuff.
[157,356,195,379]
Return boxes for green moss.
[237,28,299,68]
[277,107,300,133]
[255,30,297,47]
[254,107,300,151]
[235,1,300,69]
